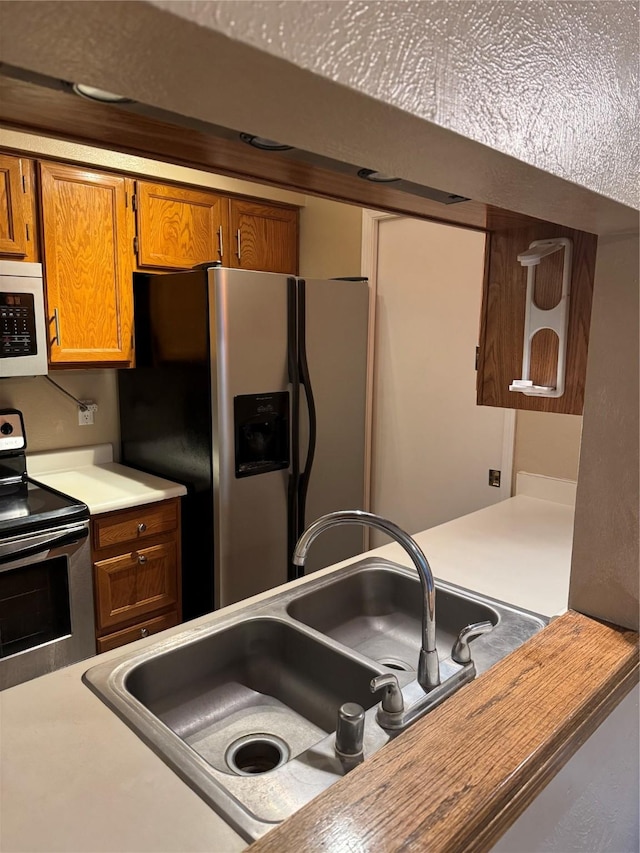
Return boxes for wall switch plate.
[78,401,98,426]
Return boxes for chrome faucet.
[292,509,441,691]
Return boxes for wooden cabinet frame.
[477,222,597,415]
[91,498,183,653]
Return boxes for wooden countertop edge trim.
[249,611,639,853]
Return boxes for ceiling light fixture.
[357,168,401,183]
[239,133,294,151]
[71,83,134,104]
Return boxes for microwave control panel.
[0,292,37,358]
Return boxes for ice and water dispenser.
[234,392,290,478]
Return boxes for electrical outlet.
[78,401,98,426]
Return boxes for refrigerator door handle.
[287,277,301,580]
[297,279,317,571]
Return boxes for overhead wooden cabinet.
[39,161,134,366]
[134,181,227,270]
[477,222,597,415]
[0,153,38,261]
[229,198,298,274]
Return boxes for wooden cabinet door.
[229,199,298,274]
[477,223,597,415]
[94,540,179,632]
[39,161,134,366]
[135,181,227,269]
[0,153,29,258]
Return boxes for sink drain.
[225,734,290,776]
[378,656,414,672]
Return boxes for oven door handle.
[0,525,89,567]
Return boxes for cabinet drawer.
[93,501,178,551]
[96,610,179,654]
[94,540,179,632]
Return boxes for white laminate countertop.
[0,491,575,853]
[27,443,187,514]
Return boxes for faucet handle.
[370,673,404,714]
[451,620,494,664]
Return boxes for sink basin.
[125,617,380,773]
[287,566,499,674]
[83,557,548,842]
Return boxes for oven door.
[0,520,95,690]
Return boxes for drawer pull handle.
[137,522,147,534]
[140,627,149,638]
[138,554,147,564]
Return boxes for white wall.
[0,371,120,455]
[492,685,639,853]
[369,216,508,546]
[513,412,583,487]
[569,232,640,630]
[298,196,362,280]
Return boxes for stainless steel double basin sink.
[83,557,548,842]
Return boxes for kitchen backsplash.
[0,369,120,454]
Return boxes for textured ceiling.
[0,0,637,231]
[152,0,640,211]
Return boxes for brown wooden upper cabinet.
[38,161,134,366]
[229,198,298,274]
[134,181,227,270]
[133,181,299,275]
[477,221,597,415]
[0,153,38,262]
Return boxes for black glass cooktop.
[0,478,89,538]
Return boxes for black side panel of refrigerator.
[118,272,216,620]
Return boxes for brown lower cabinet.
[92,498,182,653]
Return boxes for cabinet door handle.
[217,225,224,258]
[140,627,149,638]
[51,308,61,347]
[236,229,241,261]
[137,554,147,564]
[137,522,147,534]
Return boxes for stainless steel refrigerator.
[118,265,369,619]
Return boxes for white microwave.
[0,261,48,378]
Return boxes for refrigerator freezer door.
[298,278,369,573]
[210,268,292,606]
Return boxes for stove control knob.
[0,422,13,435]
